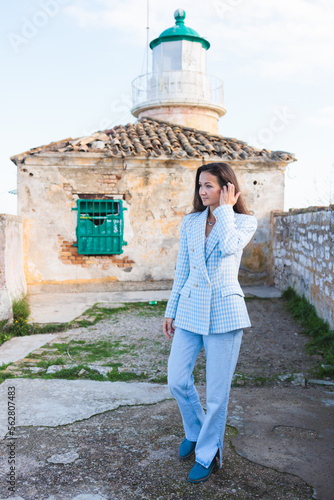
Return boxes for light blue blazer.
[165,204,258,335]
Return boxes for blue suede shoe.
[178,438,196,460]
[187,453,218,483]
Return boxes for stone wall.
[272,206,334,329]
[0,214,27,322]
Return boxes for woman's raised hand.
[163,317,175,339]
[220,182,241,206]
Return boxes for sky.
[1,0,334,215]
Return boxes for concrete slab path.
[27,286,281,324]
[0,379,171,441]
[27,290,172,324]
[0,334,58,366]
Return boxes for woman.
[163,162,257,484]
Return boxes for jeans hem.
[195,448,219,469]
[185,435,199,442]
[194,458,210,469]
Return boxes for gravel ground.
[1,296,331,499]
[13,297,320,386]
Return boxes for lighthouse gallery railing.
[131,71,224,110]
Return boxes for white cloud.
[63,0,334,82]
[307,106,334,127]
[208,0,334,80]
[63,0,148,39]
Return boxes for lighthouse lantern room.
[131,9,226,133]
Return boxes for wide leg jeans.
[167,326,243,469]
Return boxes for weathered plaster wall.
[0,214,27,321]
[238,165,285,284]
[272,206,334,329]
[17,154,286,291]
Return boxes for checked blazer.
[165,204,258,335]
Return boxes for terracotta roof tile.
[10,118,296,164]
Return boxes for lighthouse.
[131,9,226,134]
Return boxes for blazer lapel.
[192,208,210,283]
[205,223,219,261]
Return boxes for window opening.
[72,199,127,255]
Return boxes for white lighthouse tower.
[131,9,226,134]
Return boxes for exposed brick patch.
[63,183,73,196]
[76,193,119,200]
[58,236,134,269]
[99,173,121,194]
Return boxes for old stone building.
[8,9,296,298]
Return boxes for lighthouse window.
[72,199,127,255]
[153,44,162,73]
[162,41,182,71]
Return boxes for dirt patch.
[238,298,319,382]
[0,399,314,500]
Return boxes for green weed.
[252,375,276,386]
[13,296,30,323]
[0,371,19,384]
[38,365,106,381]
[150,374,168,384]
[0,295,70,346]
[282,287,334,378]
[101,362,122,369]
[0,319,8,331]
[35,357,69,368]
[0,331,12,345]
[73,301,167,327]
[106,370,147,382]
[1,296,31,340]
[232,374,246,387]
[49,339,136,363]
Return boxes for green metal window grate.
[72,199,127,255]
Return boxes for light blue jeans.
[167,326,243,469]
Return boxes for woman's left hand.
[220,182,241,206]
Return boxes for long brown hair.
[191,162,250,215]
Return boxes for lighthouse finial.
[174,9,186,25]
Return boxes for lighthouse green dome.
[149,9,210,50]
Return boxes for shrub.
[9,296,34,336]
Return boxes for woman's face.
[198,171,222,211]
